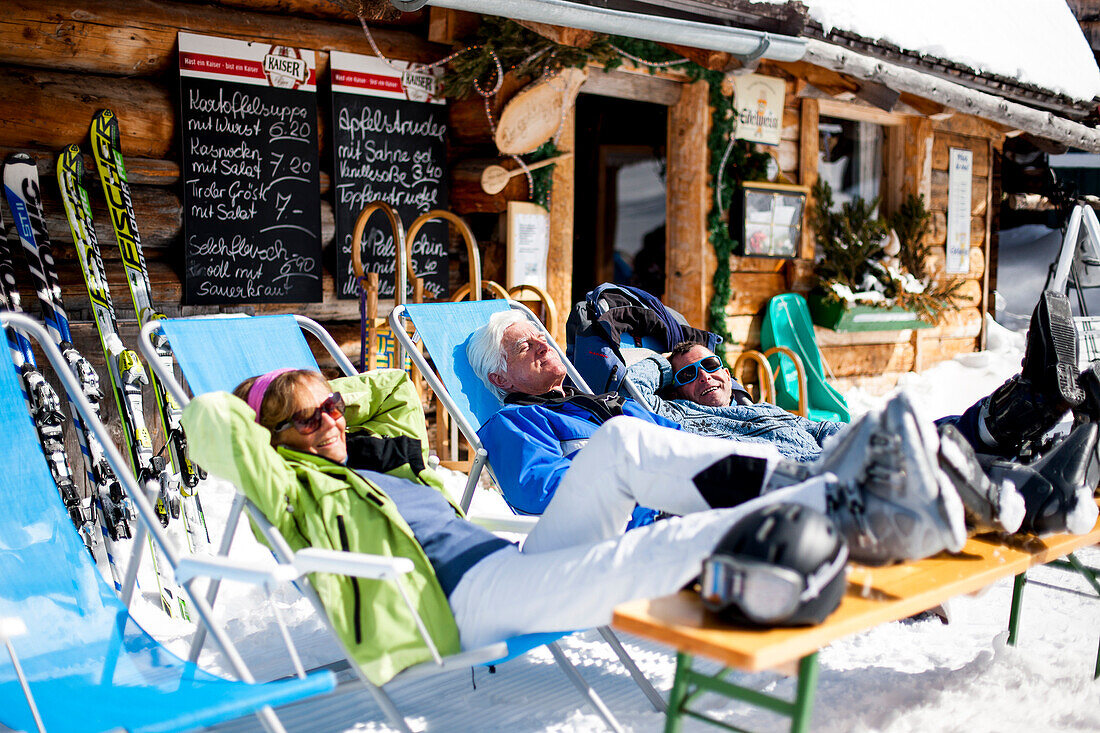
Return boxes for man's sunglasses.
[672,355,724,387]
[274,392,345,434]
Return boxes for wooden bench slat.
[613,510,1100,673]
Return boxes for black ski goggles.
[699,546,848,625]
[672,355,723,387]
[274,392,345,435]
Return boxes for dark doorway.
[573,94,668,305]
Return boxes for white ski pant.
[450,416,831,649]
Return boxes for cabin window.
[817,115,884,210]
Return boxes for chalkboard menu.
[178,32,322,304]
[330,51,449,299]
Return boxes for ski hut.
[1,0,1099,417]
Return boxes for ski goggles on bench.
[273,392,345,435]
[699,544,848,625]
[672,355,723,387]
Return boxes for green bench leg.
[664,652,690,733]
[1061,553,1100,679]
[790,655,820,733]
[1008,572,1026,646]
[663,651,819,733]
[1009,553,1100,678]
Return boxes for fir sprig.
[811,180,889,294]
[886,193,967,320]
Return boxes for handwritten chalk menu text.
[331,51,448,299]
[179,32,322,304]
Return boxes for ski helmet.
[700,502,848,627]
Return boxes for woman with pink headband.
[180,365,954,687]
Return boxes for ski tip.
[3,151,33,168]
[59,145,86,176]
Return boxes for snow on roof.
[801,0,1100,103]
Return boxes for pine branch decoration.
[811,180,888,294]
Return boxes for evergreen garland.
[685,65,770,347]
[527,141,561,209]
[440,18,770,343]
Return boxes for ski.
[2,152,138,590]
[88,110,210,561]
[55,145,193,619]
[0,176,102,562]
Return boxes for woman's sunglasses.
[672,355,723,387]
[274,392,345,434]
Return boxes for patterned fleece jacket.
[626,353,844,462]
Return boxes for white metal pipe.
[425,0,807,62]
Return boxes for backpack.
[566,283,722,394]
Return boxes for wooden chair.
[507,283,558,336]
[731,346,808,416]
[351,200,411,373]
[731,350,776,404]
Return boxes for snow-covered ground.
[112,315,1100,732]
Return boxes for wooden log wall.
[2,0,443,459]
[718,64,1000,394]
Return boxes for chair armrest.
[174,555,301,586]
[470,515,538,534]
[0,617,27,639]
[293,547,414,580]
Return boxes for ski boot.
[982,290,1084,455]
[1071,360,1100,492]
[981,421,1099,536]
[936,423,1025,534]
[802,393,967,566]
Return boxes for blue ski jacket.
[626,353,844,462]
[477,391,680,516]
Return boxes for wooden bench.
[613,513,1100,733]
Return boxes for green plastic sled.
[761,293,851,423]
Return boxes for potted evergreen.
[808,182,963,331]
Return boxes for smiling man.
[627,341,843,462]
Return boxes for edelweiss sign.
[733,73,785,146]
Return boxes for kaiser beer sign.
[733,73,785,146]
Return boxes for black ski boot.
[982,290,1084,454]
[1071,360,1100,491]
[936,424,1024,534]
[982,421,1099,536]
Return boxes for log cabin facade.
[2,0,1099,451]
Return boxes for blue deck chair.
[141,312,638,732]
[389,299,667,713]
[761,293,851,423]
[0,312,335,733]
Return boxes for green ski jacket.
[182,369,462,685]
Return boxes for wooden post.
[798,98,819,260]
[665,80,711,328]
[902,116,934,202]
[979,138,995,350]
[546,107,576,346]
[365,272,379,371]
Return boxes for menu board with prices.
[178,31,322,304]
[330,51,449,299]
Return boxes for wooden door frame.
[547,67,711,336]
